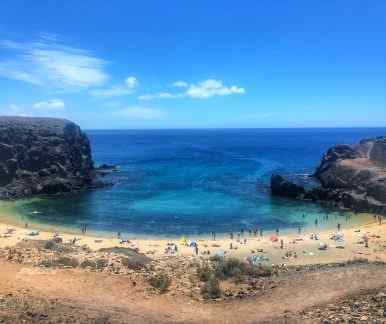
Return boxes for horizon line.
[84,126,386,131]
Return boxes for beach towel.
[269,235,278,242]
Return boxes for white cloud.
[138,92,181,100]
[89,75,138,97]
[172,80,188,88]
[185,79,245,98]
[32,99,65,110]
[138,79,245,100]
[0,37,108,89]
[116,106,164,120]
[125,76,138,88]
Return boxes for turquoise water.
[12,128,386,237]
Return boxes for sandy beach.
[1,212,385,266]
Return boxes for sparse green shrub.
[96,258,108,269]
[80,259,97,269]
[201,275,221,299]
[258,265,273,277]
[91,315,111,324]
[56,256,79,267]
[148,274,171,293]
[44,240,56,250]
[39,258,55,267]
[112,263,121,274]
[120,257,147,270]
[212,257,248,280]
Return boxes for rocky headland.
[271,136,386,214]
[0,116,97,199]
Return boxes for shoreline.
[1,210,385,266]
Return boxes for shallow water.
[4,128,385,237]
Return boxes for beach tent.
[189,241,197,248]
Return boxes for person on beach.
[213,232,216,240]
[364,235,369,248]
[280,239,284,249]
[378,215,382,225]
[230,232,234,240]
[194,245,198,255]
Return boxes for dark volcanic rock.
[314,136,386,213]
[0,116,95,199]
[271,174,305,199]
[271,135,386,214]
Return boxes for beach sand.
[0,213,385,266]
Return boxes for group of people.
[80,223,88,234]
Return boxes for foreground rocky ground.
[0,239,385,323]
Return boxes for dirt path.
[0,261,385,323]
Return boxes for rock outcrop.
[271,136,386,214]
[0,116,95,199]
[271,174,306,199]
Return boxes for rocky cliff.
[0,117,95,199]
[271,136,386,214]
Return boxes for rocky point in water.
[271,136,386,214]
[0,116,97,199]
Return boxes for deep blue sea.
[14,128,386,237]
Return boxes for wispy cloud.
[89,76,138,97]
[172,80,188,88]
[0,37,109,89]
[116,106,164,120]
[138,92,181,101]
[1,99,65,117]
[138,79,245,100]
[185,79,245,98]
[32,99,65,110]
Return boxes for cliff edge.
[0,116,94,199]
[271,136,386,214]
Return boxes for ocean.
[10,128,386,237]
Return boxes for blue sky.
[0,1,385,129]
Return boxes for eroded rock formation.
[271,136,386,214]
[0,117,95,199]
